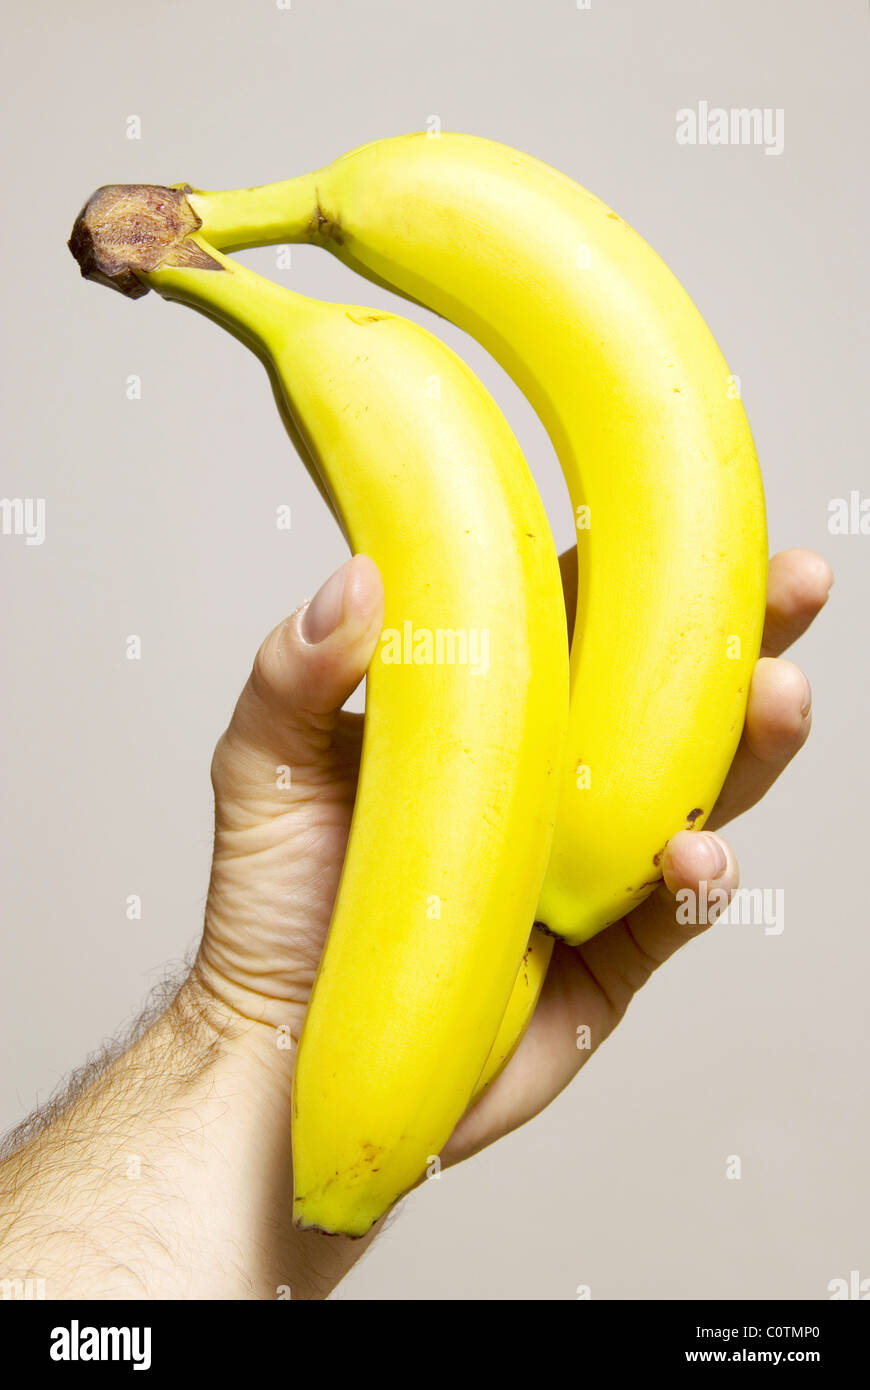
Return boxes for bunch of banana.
[188,132,769,950]
[69,128,768,1235]
[68,183,568,1236]
[182,134,767,1085]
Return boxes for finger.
[577,830,739,1017]
[707,656,811,829]
[218,554,384,773]
[447,830,739,1162]
[761,549,833,658]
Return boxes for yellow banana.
[470,927,553,1100]
[68,184,568,1235]
[189,132,769,946]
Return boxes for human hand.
[198,547,831,1168]
[0,549,827,1300]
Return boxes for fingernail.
[300,562,349,644]
[699,832,728,881]
[800,673,812,719]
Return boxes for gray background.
[1,0,867,1299]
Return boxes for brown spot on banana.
[310,198,343,244]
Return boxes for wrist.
[0,968,370,1299]
[185,948,307,1063]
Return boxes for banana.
[188,133,769,946]
[470,927,553,1101]
[68,184,568,1236]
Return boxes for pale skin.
[0,547,831,1299]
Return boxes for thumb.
[221,554,384,769]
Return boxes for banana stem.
[145,248,345,529]
[67,182,344,528]
[151,240,301,339]
[187,174,322,253]
[68,181,318,341]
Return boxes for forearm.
[0,975,371,1299]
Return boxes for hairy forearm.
[0,974,371,1299]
